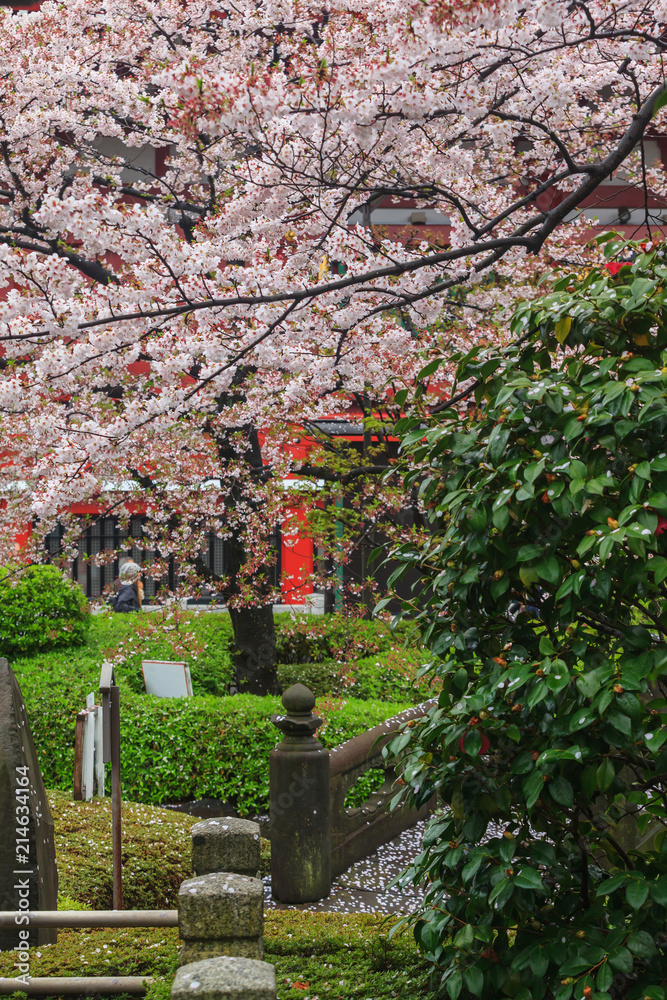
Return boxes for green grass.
[0,793,430,1000]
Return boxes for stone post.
[0,658,58,950]
[177,873,264,964]
[191,818,260,878]
[269,683,331,903]
[172,957,276,1000]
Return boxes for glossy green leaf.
[627,930,657,959]
[650,875,667,905]
[463,967,484,996]
[463,729,483,757]
[454,923,475,949]
[626,879,649,909]
[528,948,549,978]
[608,947,633,974]
[548,776,573,807]
[514,867,543,891]
[446,970,462,1000]
[535,554,560,584]
[596,962,613,993]
[596,758,615,793]
[417,358,444,380]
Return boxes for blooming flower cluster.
[0,0,665,579]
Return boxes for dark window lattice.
[44,516,281,603]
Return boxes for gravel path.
[264,820,427,914]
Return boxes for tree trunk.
[228,604,281,695]
[224,532,281,695]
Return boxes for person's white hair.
[119,560,141,583]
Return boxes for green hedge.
[9,610,428,814]
[277,660,339,695]
[25,687,410,814]
[119,691,409,812]
[273,612,420,664]
[92,608,235,696]
[11,622,412,814]
[43,608,426,700]
[278,653,439,704]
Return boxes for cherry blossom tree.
[0,0,666,690]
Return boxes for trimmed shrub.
[9,609,423,814]
[0,565,90,656]
[342,651,439,703]
[343,768,386,809]
[273,612,419,665]
[12,636,411,814]
[94,607,234,696]
[277,660,339,695]
[278,652,439,704]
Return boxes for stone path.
[264,821,426,914]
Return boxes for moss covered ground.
[49,791,270,909]
[50,791,197,910]
[0,914,430,1000]
[0,793,429,1000]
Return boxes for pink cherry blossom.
[0,0,664,594]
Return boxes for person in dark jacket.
[112,559,143,612]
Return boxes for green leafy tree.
[387,237,667,1000]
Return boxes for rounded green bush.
[0,565,90,656]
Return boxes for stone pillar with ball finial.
[269,683,331,903]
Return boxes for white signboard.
[77,696,103,800]
[82,709,96,800]
[141,660,193,698]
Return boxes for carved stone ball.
[281,683,316,716]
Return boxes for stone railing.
[269,683,436,902]
[329,701,436,879]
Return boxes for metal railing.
[0,911,177,993]
[0,911,177,929]
[0,976,150,995]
